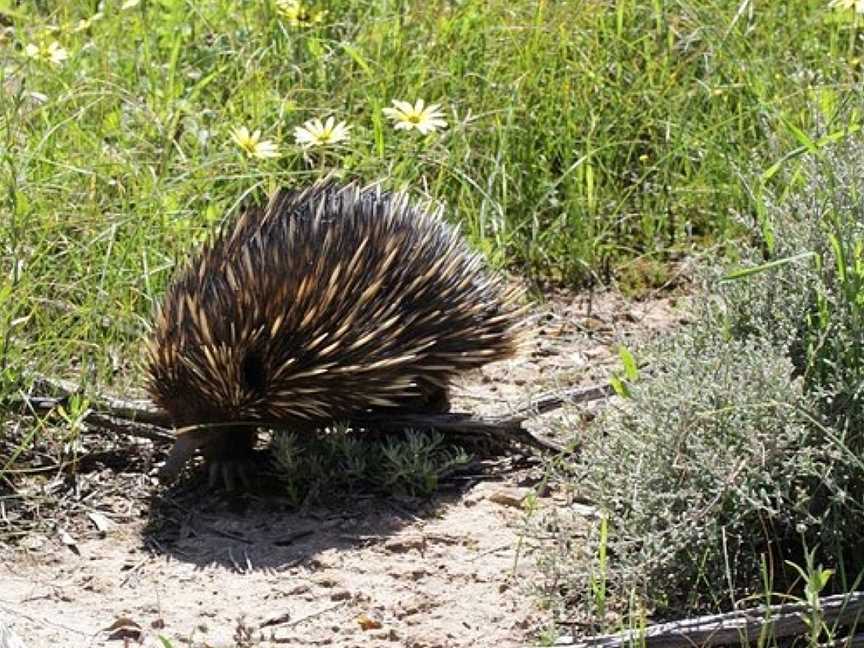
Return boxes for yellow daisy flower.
[382,99,447,134]
[293,116,351,148]
[275,0,327,27]
[230,126,280,159]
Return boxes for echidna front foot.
[207,458,252,491]
[159,427,256,491]
[201,428,257,491]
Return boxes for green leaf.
[618,345,638,381]
[610,375,630,398]
[829,232,847,284]
[762,124,860,181]
[762,147,806,182]
[812,568,833,594]
[341,42,372,77]
[816,123,861,147]
[783,120,817,153]
[720,252,817,282]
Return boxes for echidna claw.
[207,460,253,492]
[207,462,221,490]
[160,431,255,491]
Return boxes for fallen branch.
[14,375,613,455]
[553,592,864,648]
[344,383,613,453]
[25,375,167,426]
[83,412,174,444]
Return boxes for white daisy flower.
[293,116,351,148]
[25,41,69,66]
[230,126,280,159]
[382,98,447,134]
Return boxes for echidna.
[145,181,528,488]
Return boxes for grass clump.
[535,134,864,622]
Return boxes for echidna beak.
[158,431,209,484]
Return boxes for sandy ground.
[0,291,688,648]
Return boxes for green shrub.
[719,144,864,439]
[536,134,864,620]
[540,334,850,616]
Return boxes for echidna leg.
[419,383,451,414]
[159,430,210,484]
[200,427,256,491]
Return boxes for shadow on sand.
[140,442,526,573]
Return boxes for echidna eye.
[241,352,267,394]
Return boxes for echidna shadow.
[142,476,472,571]
[145,180,530,490]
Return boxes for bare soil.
[0,291,688,648]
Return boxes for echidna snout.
[145,181,529,487]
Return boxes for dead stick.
[508,383,614,421]
[85,413,174,444]
[25,374,168,426]
[552,591,864,648]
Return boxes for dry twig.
[553,592,864,648]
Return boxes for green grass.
[2,0,864,390]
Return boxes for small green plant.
[786,546,835,646]
[609,345,639,398]
[379,430,471,495]
[55,393,92,438]
[270,426,471,504]
[590,514,609,620]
